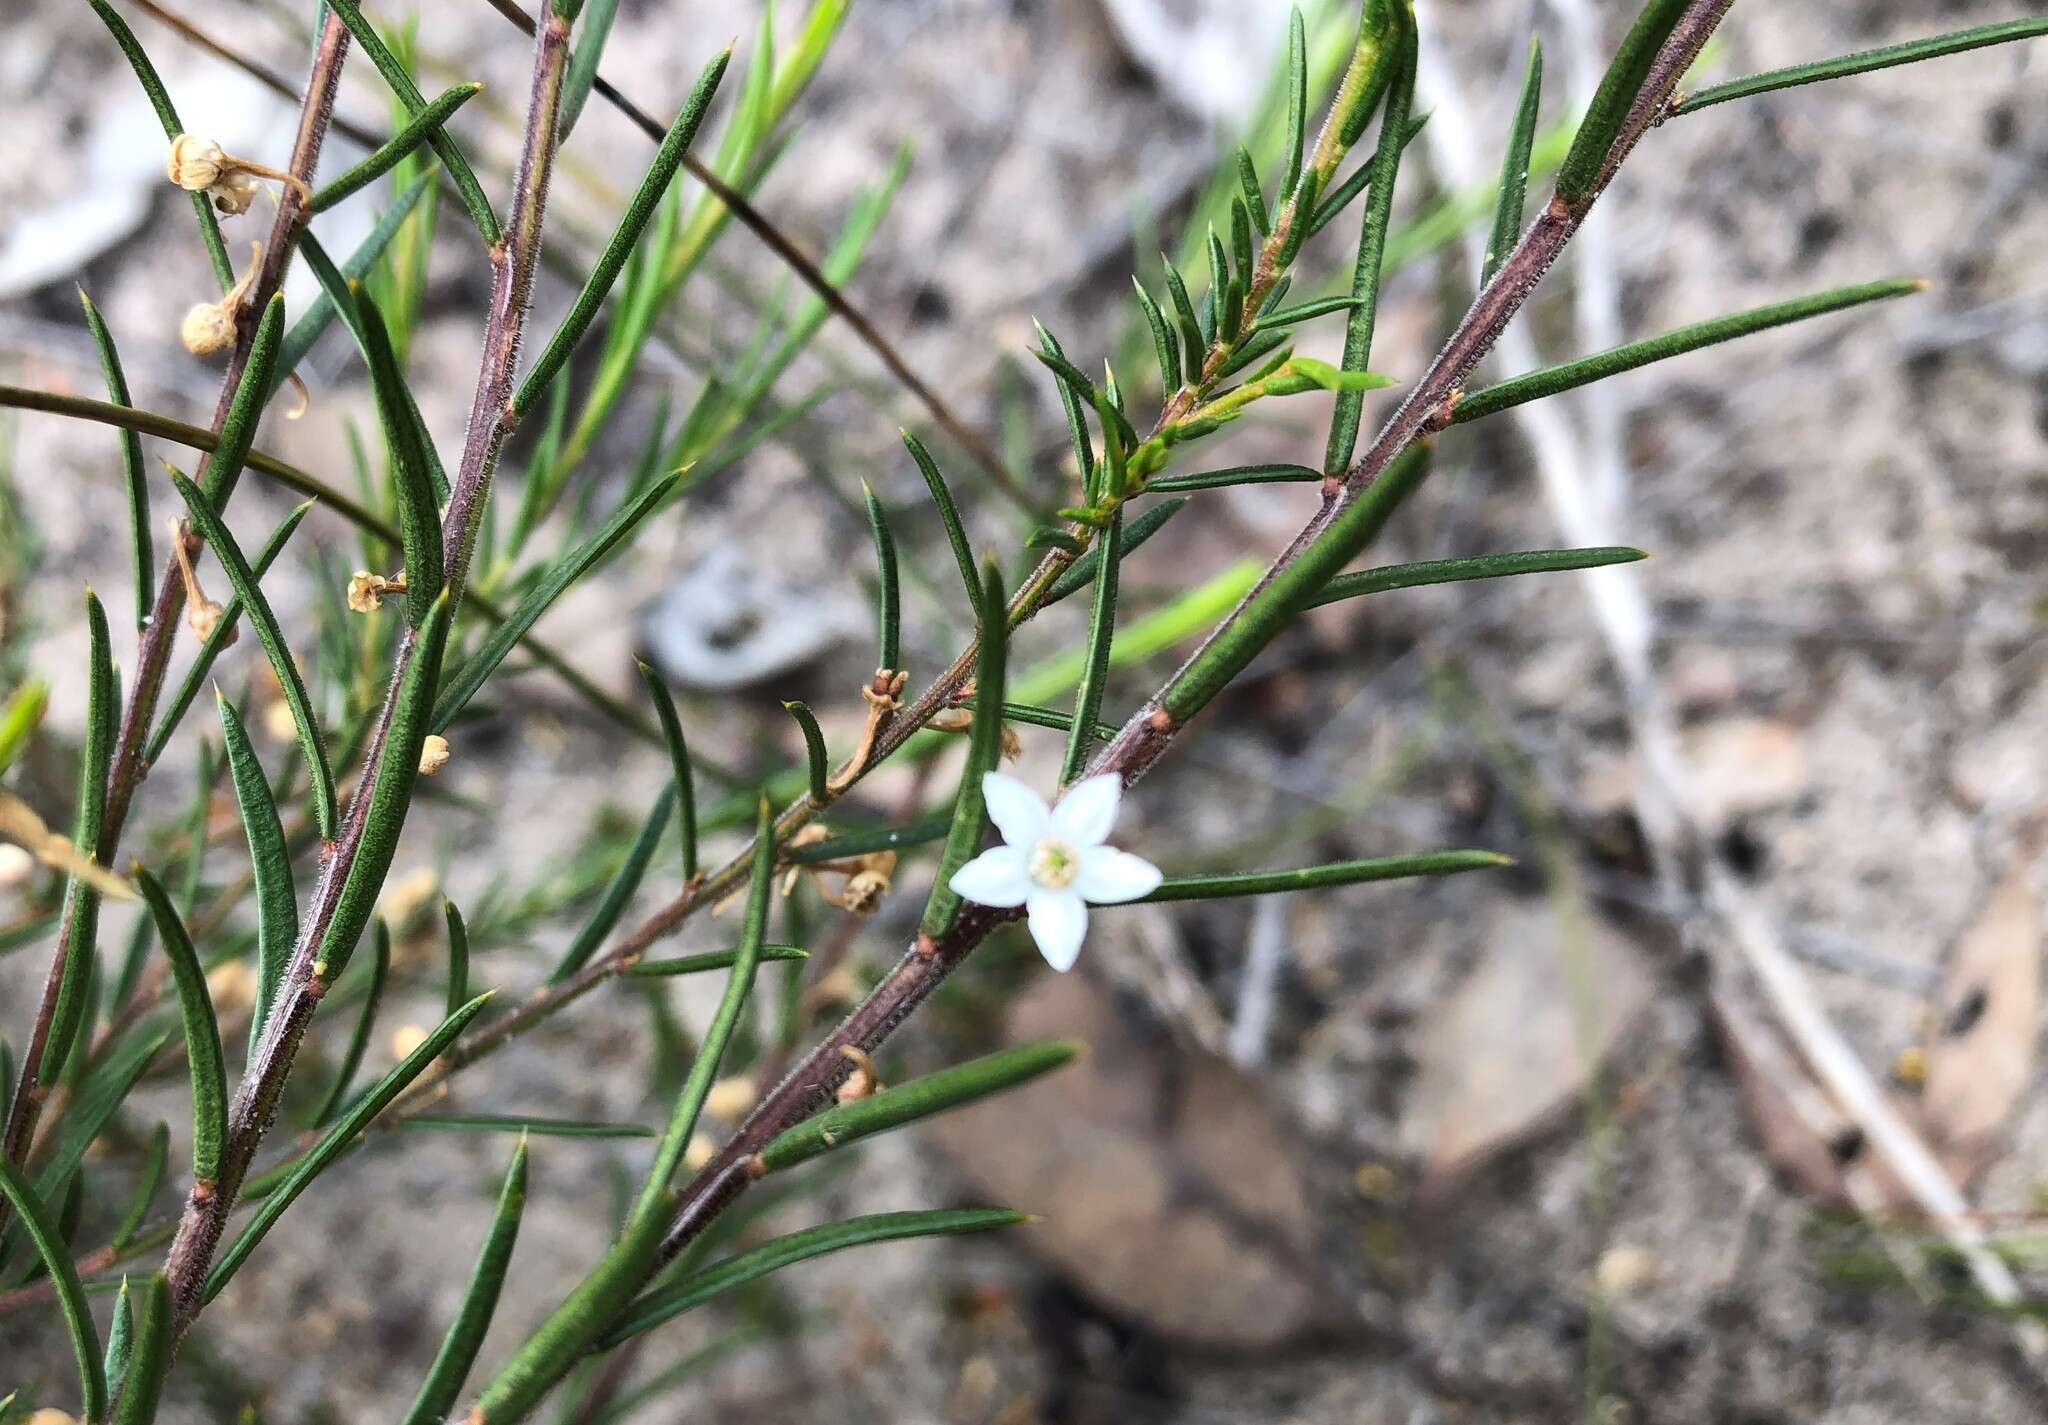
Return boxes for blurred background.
[3,1,2047,1420]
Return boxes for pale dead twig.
[1413,9,2041,1346]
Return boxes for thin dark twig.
[0,7,349,1220]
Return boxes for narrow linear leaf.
[0,678,47,776]
[958,700,1118,744]
[148,504,311,767]
[278,171,434,385]
[1554,0,1692,206]
[1236,144,1270,234]
[325,0,501,244]
[1044,497,1186,605]
[173,472,336,837]
[782,702,830,805]
[395,1115,652,1139]
[135,871,226,1187]
[1305,546,1647,610]
[599,1209,1027,1349]
[784,815,952,867]
[77,290,152,630]
[1673,19,2048,116]
[1453,279,1924,424]
[901,433,981,615]
[1280,6,1309,200]
[354,287,447,623]
[861,483,902,672]
[1060,509,1121,784]
[312,82,482,212]
[516,47,733,414]
[1162,444,1432,721]
[205,990,494,1303]
[109,1123,170,1253]
[313,920,391,1126]
[560,0,625,136]
[636,662,697,881]
[432,475,679,731]
[1324,27,1415,475]
[314,595,453,987]
[1132,278,1182,393]
[1138,849,1509,902]
[1146,464,1318,495]
[922,561,1008,939]
[549,783,676,983]
[623,945,807,977]
[0,1157,105,1423]
[760,1040,1079,1172]
[41,590,116,1087]
[109,1273,171,1425]
[19,1030,164,1243]
[1482,37,1543,286]
[1256,296,1363,331]
[201,295,284,507]
[1038,325,1095,489]
[398,1139,529,1425]
[214,694,297,1054]
[444,900,471,1021]
[102,1278,133,1402]
[86,0,233,290]
[1160,257,1207,384]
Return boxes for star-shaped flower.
[947,771,1162,971]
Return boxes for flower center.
[1028,837,1080,890]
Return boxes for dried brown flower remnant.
[180,242,262,355]
[835,1045,882,1103]
[418,734,451,777]
[167,513,230,644]
[166,133,309,215]
[347,569,408,613]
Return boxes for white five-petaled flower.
[947,771,1162,972]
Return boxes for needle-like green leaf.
[1137,849,1509,902]
[1453,279,1924,424]
[0,1156,104,1422]
[622,944,807,977]
[559,0,624,136]
[172,471,336,838]
[278,171,434,386]
[40,590,116,1088]
[1131,278,1182,393]
[1037,324,1096,490]
[313,593,452,988]
[1305,546,1647,610]
[102,1277,134,1401]
[1280,6,1309,200]
[147,504,311,767]
[398,1138,529,1425]
[444,899,471,1020]
[312,920,391,1126]
[922,561,1008,939]
[1048,500,1184,607]
[1672,19,2048,116]
[1482,37,1543,286]
[1060,509,1121,785]
[550,783,676,982]
[354,288,447,623]
[109,1123,168,1253]
[759,1040,1079,1173]
[395,1115,652,1139]
[1159,256,1208,383]
[87,0,233,291]
[77,290,151,631]
[1163,443,1432,722]
[598,1209,1028,1349]
[636,662,698,881]
[1554,0,1691,206]
[783,815,952,866]
[1324,26,1415,475]
[312,82,482,212]
[901,432,982,616]
[1236,144,1270,235]
[206,990,494,1304]
[517,48,732,415]
[0,678,46,777]
[135,870,226,1187]
[432,474,679,731]
[1146,464,1318,495]
[109,1273,171,1425]
[213,693,297,1054]
[782,701,830,805]
[325,0,501,244]
[958,700,1119,744]
[203,294,284,507]
[861,483,902,672]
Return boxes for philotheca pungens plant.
[0,0,2043,1418]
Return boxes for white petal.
[948,845,1032,907]
[1075,846,1163,904]
[1050,774,1122,847]
[1026,890,1088,971]
[980,771,1050,848]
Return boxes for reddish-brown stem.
[0,8,348,1220]
[157,9,572,1335]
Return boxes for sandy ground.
[3,1,2048,1421]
